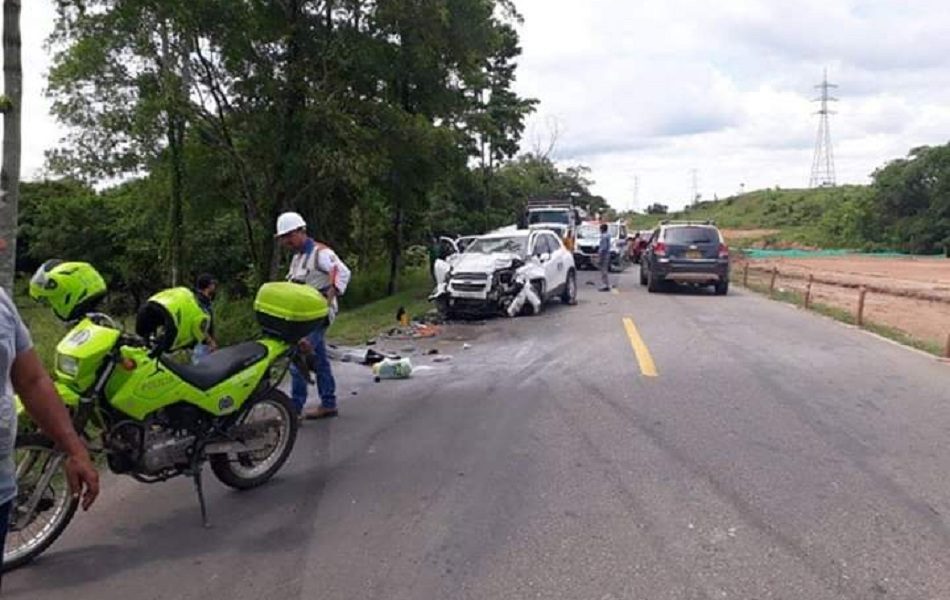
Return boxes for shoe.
[304,406,339,420]
[599,287,611,292]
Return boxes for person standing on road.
[598,222,612,291]
[276,212,351,420]
[192,273,218,364]
[0,242,99,587]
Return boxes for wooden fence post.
[743,263,749,287]
[805,274,813,309]
[769,267,778,296]
[856,287,867,326]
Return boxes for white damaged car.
[430,229,578,318]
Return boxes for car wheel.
[561,269,577,305]
[714,280,729,296]
[647,271,662,293]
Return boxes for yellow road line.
[622,317,658,377]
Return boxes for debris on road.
[384,322,443,340]
[328,345,395,365]
[432,355,453,363]
[462,343,472,350]
[373,357,413,379]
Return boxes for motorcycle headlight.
[56,353,80,377]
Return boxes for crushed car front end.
[430,254,541,317]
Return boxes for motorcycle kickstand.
[191,464,211,529]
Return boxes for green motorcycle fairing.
[105,338,290,421]
[14,381,81,421]
[54,318,122,391]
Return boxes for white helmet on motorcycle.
[275,211,307,237]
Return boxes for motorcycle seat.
[161,341,270,391]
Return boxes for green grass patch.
[738,277,942,357]
[628,185,882,251]
[327,276,433,345]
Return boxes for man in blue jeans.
[276,212,351,420]
[598,222,612,291]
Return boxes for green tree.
[47,1,195,284]
[0,0,21,293]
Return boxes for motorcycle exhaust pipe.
[204,419,281,455]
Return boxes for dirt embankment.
[744,255,950,350]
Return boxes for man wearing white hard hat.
[276,212,351,419]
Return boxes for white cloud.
[513,0,950,211]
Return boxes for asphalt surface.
[7,266,950,599]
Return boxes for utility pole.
[633,175,640,213]
[809,69,838,188]
[690,169,699,205]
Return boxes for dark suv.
[639,221,730,295]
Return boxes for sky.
[9,0,950,212]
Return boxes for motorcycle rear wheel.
[3,434,80,572]
[210,389,298,490]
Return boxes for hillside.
[629,185,878,250]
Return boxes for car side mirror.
[539,252,551,263]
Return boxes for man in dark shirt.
[192,273,218,364]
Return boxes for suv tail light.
[653,242,667,257]
[718,243,729,259]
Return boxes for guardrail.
[736,260,950,358]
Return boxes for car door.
[542,233,565,291]
[438,236,459,259]
[526,232,551,295]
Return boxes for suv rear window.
[663,226,720,245]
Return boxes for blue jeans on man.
[290,324,336,414]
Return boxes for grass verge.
[328,279,433,345]
[740,277,943,357]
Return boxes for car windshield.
[664,226,719,245]
[578,224,618,239]
[465,236,528,257]
[528,210,570,225]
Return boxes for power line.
[809,69,838,188]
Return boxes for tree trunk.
[167,113,185,286]
[267,0,307,282]
[0,0,21,294]
[160,20,186,286]
[387,197,403,296]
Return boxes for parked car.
[430,229,578,318]
[574,221,630,272]
[639,221,730,294]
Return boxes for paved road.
[8,267,950,599]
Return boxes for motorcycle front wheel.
[3,434,79,572]
[210,389,298,490]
